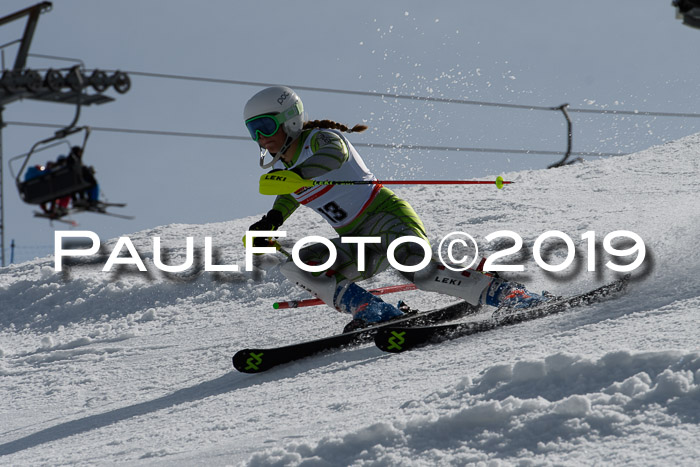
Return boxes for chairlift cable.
[4,120,626,158]
[116,70,700,119]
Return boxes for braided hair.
[302,119,368,134]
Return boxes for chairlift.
[9,70,131,222]
[11,125,93,205]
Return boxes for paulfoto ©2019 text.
[53,229,647,276]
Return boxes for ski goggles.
[245,114,283,141]
[245,101,303,141]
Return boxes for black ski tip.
[232,349,268,373]
[374,328,405,353]
[374,327,430,353]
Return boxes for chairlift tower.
[0,2,130,266]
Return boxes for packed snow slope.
[1,133,699,466]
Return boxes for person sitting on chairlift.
[66,146,101,209]
[23,163,69,218]
[44,159,72,218]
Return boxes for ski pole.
[269,240,291,258]
[260,170,511,195]
[273,283,418,309]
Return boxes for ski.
[33,211,78,226]
[75,201,134,219]
[232,300,480,373]
[73,200,127,209]
[33,202,132,222]
[375,274,631,353]
[83,209,134,220]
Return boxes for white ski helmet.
[244,86,304,168]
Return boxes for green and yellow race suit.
[271,128,493,309]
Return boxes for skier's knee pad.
[280,261,339,308]
[412,263,493,305]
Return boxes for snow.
[1,133,699,466]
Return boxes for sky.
[1,0,699,265]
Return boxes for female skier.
[244,86,548,331]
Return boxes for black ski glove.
[247,209,284,248]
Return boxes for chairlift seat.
[19,162,95,205]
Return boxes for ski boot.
[484,279,554,314]
[342,299,417,333]
[338,283,405,333]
